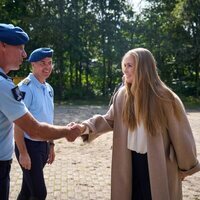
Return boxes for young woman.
[75,48,200,200]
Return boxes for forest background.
[0,0,199,106]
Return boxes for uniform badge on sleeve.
[11,86,24,101]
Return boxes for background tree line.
[0,0,199,101]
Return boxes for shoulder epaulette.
[22,78,31,85]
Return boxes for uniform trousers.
[0,159,12,200]
[132,151,152,200]
[15,138,49,200]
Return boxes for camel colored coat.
[82,88,200,200]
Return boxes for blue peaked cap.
[28,48,54,62]
[0,23,29,45]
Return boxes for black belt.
[0,159,12,165]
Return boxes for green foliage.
[0,0,199,99]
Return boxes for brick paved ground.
[10,105,200,200]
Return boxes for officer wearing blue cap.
[0,23,29,46]
[0,23,29,200]
[15,48,55,200]
[0,23,81,200]
[28,47,53,62]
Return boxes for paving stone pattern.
[10,105,200,200]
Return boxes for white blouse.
[127,122,147,154]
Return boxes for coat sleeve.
[81,104,114,142]
[165,95,200,176]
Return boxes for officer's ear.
[0,41,6,48]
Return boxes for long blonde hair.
[122,48,182,135]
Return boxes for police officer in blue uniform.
[0,23,81,200]
[15,48,56,200]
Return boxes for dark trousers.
[0,159,12,200]
[15,138,49,200]
[132,151,152,200]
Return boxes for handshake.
[65,122,87,142]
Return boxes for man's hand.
[47,145,55,164]
[65,123,82,142]
[69,122,86,133]
[19,152,31,170]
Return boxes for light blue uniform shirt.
[18,73,54,141]
[0,68,28,160]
